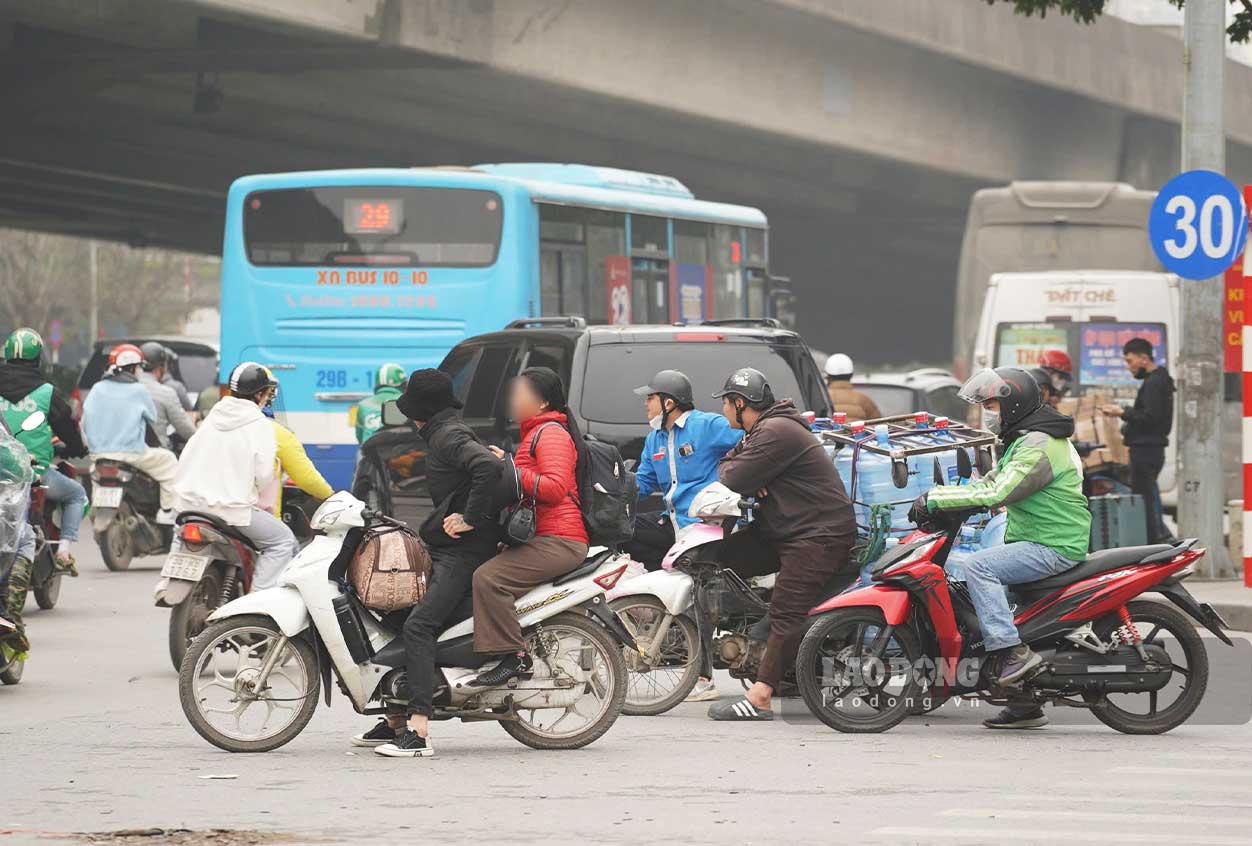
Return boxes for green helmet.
[3,328,43,362]
[377,362,406,389]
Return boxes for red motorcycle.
[796,510,1230,735]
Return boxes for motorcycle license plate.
[161,553,210,581]
[92,486,123,508]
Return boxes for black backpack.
[530,424,637,548]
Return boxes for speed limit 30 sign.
[1149,169,1249,280]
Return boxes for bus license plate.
[92,486,123,508]
[161,553,210,581]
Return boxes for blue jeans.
[42,466,87,542]
[958,541,1075,651]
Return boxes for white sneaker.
[684,678,720,702]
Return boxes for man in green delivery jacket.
[353,363,406,445]
[910,366,1090,730]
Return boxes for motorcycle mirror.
[891,459,909,489]
[623,458,638,473]
[956,448,972,480]
[20,411,46,432]
[381,400,407,428]
[976,447,994,476]
[932,456,944,485]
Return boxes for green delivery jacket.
[927,409,1090,562]
[353,385,403,445]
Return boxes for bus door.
[631,258,670,324]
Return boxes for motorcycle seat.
[1017,544,1174,594]
[175,511,257,550]
[551,549,616,586]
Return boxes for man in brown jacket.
[707,367,858,721]
[825,353,882,421]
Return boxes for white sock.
[57,539,76,557]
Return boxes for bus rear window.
[244,186,503,267]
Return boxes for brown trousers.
[471,534,589,654]
[719,529,857,689]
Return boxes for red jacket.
[515,411,588,545]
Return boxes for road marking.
[994,792,1252,810]
[941,808,1252,827]
[873,827,1249,845]
[1108,765,1252,778]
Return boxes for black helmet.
[228,362,279,398]
[712,367,773,404]
[139,341,167,371]
[1027,367,1052,393]
[633,369,693,407]
[958,367,1042,432]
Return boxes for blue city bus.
[220,163,778,488]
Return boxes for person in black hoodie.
[1101,337,1176,544]
[354,369,503,759]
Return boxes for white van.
[971,270,1180,504]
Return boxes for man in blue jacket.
[626,370,743,571]
[624,369,742,702]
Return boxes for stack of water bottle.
[811,411,994,543]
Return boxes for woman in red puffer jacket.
[463,367,588,686]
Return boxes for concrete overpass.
[3,0,1251,361]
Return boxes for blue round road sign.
[1148,170,1248,280]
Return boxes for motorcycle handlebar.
[361,507,406,528]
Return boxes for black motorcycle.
[91,459,172,571]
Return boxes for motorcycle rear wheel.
[33,550,61,610]
[499,611,627,750]
[98,503,135,571]
[168,566,225,671]
[797,608,922,733]
[1084,600,1208,735]
[180,614,319,753]
[610,597,701,716]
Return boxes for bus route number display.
[344,198,403,235]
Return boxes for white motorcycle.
[608,483,778,715]
[178,492,634,752]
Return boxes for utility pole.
[88,239,98,345]
[1180,0,1231,577]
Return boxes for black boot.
[469,652,532,687]
[983,704,1048,729]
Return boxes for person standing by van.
[1101,337,1175,544]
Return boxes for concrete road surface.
[3,544,1251,846]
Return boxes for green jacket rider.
[354,363,406,445]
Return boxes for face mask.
[981,408,1001,435]
[648,414,663,431]
[1133,367,1149,380]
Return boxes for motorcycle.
[795,508,1230,734]
[91,459,172,571]
[178,492,634,753]
[156,488,316,671]
[609,484,843,715]
[0,412,41,685]
[23,457,86,611]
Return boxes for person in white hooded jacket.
[172,363,298,590]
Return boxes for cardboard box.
[1058,392,1128,469]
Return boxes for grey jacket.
[139,372,196,448]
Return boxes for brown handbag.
[349,525,431,612]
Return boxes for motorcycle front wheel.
[0,652,23,685]
[179,614,319,753]
[796,608,922,733]
[610,597,701,716]
[499,611,627,750]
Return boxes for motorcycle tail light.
[593,563,630,591]
[182,523,203,544]
[95,464,119,479]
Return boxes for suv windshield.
[581,342,813,424]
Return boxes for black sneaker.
[469,652,532,688]
[996,645,1043,686]
[351,719,399,748]
[374,729,434,758]
[983,705,1048,729]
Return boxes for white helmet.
[825,353,854,378]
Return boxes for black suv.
[354,318,830,527]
